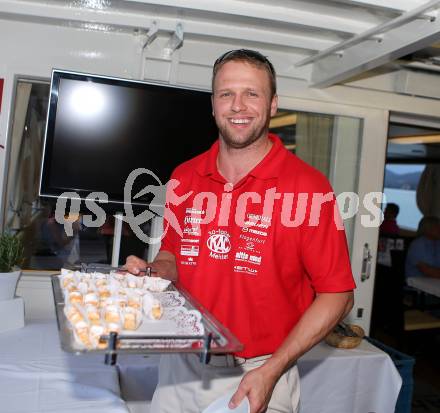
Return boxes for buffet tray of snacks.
[52,267,243,364]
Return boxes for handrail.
[295,0,440,67]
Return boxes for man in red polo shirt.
[126,49,355,413]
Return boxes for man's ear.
[270,94,278,117]
[211,94,215,116]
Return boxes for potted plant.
[0,233,24,301]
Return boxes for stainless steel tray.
[51,274,243,363]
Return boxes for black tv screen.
[40,70,218,210]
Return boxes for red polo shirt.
[161,134,355,358]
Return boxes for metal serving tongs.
[78,263,157,276]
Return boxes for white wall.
[16,273,56,320]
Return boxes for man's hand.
[229,291,353,412]
[125,255,148,275]
[125,251,178,281]
[229,365,279,413]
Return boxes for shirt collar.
[195,133,287,181]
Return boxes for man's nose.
[231,94,247,112]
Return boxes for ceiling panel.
[4,0,440,87]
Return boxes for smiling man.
[126,49,355,413]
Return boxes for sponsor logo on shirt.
[183,226,201,236]
[243,220,269,229]
[207,231,231,254]
[207,229,231,260]
[184,216,203,225]
[235,251,262,265]
[234,265,258,275]
[241,227,268,237]
[247,213,271,224]
[181,258,197,266]
[181,238,199,243]
[249,255,262,264]
[180,244,199,257]
[235,251,249,260]
[185,208,205,215]
[239,234,265,244]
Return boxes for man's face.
[211,61,277,149]
[384,207,396,220]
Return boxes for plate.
[123,306,204,337]
[143,276,172,292]
[52,274,244,355]
[155,291,186,307]
[202,390,250,413]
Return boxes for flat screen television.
[39,70,218,211]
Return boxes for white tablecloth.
[407,276,440,298]
[1,321,401,413]
[117,340,402,413]
[0,320,129,413]
[298,340,402,413]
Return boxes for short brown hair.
[212,49,277,97]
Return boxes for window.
[383,164,424,231]
[270,109,363,251]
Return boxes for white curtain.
[295,113,334,177]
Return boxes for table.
[407,276,440,298]
[117,340,402,413]
[1,321,402,413]
[298,340,402,413]
[0,320,129,413]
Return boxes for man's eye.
[220,92,231,98]
[248,91,258,97]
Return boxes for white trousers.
[150,353,300,413]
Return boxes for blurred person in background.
[405,216,440,279]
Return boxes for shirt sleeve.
[299,176,356,293]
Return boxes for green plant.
[0,233,24,272]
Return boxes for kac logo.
[206,232,231,254]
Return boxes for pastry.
[69,291,83,305]
[90,325,107,349]
[151,299,163,320]
[85,305,101,325]
[123,308,137,330]
[107,322,121,334]
[84,293,99,307]
[66,306,83,324]
[116,295,128,308]
[74,320,91,347]
[98,288,111,300]
[104,305,120,323]
[128,295,141,309]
